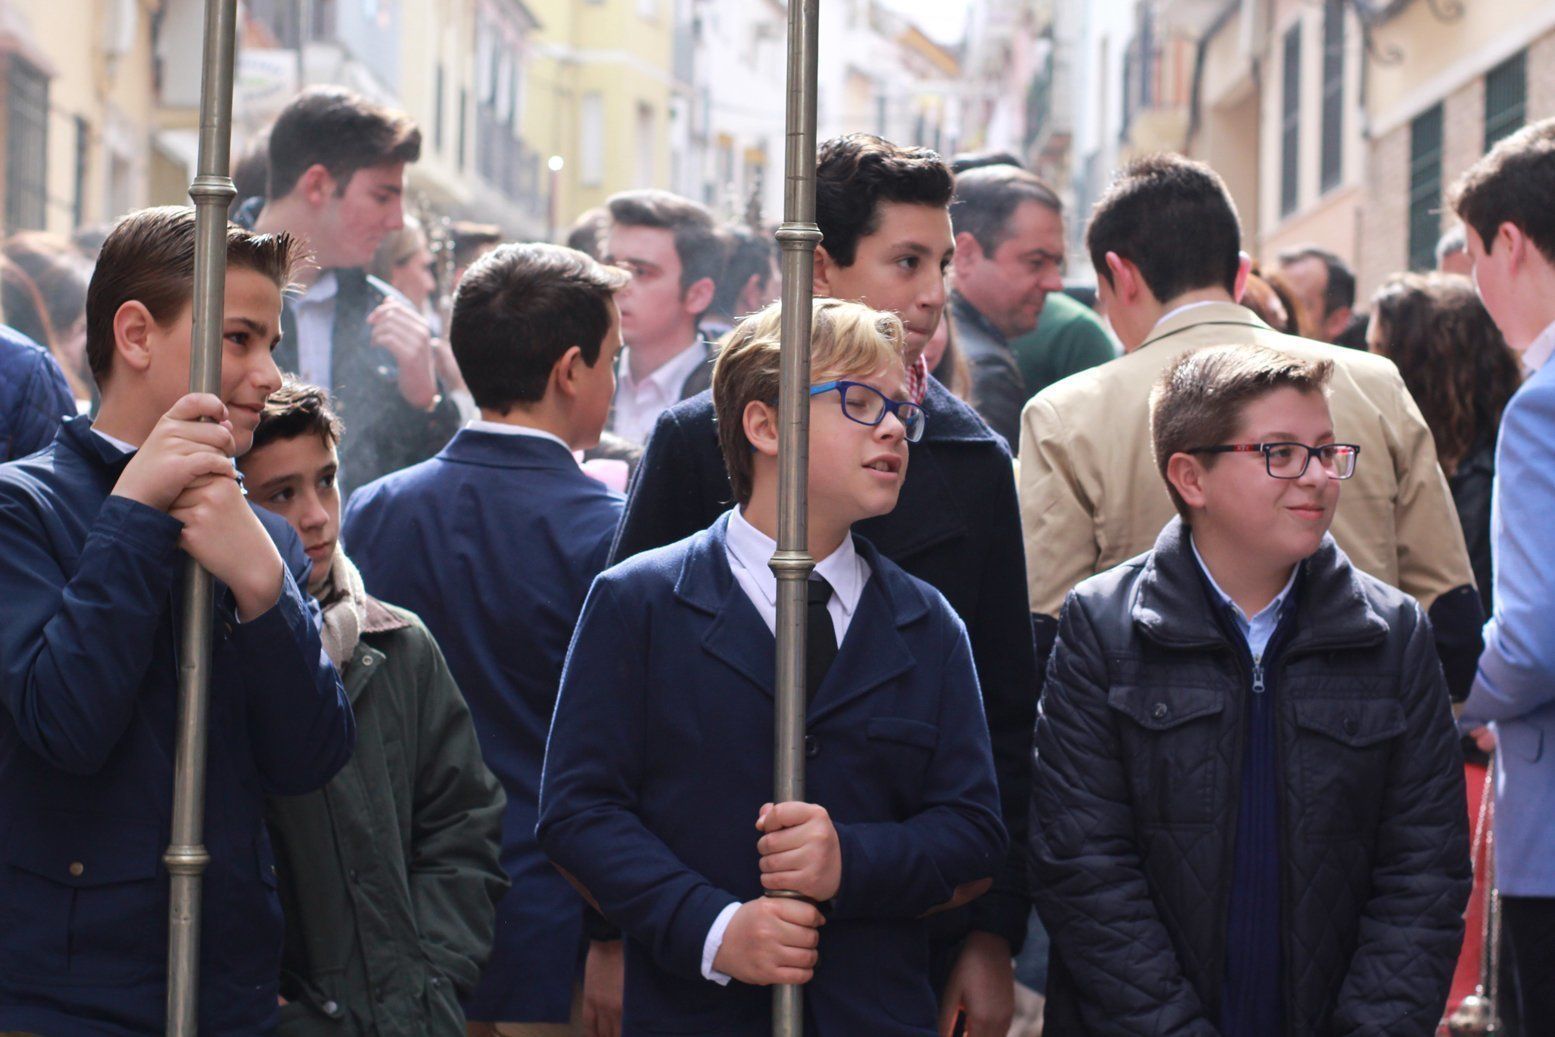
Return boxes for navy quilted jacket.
[1031,518,1471,1036]
[0,323,74,462]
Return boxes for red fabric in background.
[1443,760,1492,1032]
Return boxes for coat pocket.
[1292,697,1407,839]
[1106,684,1225,827]
[0,813,163,980]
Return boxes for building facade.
[0,0,160,236]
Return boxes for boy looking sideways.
[0,206,353,1035]
[1030,344,1470,1036]
[539,299,1006,1035]
[610,132,1034,1037]
[237,380,508,1036]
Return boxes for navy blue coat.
[609,378,1035,951]
[342,429,624,1022]
[0,415,354,1037]
[538,514,1008,1036]
[0,323,75,463]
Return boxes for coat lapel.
[675,513,778,699]
[809,536,930,723]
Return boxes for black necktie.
[806,576,839,707]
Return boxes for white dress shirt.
[610,340,708,446]
[1522,317,1555,373]
[1147,299,1226,339]
[465,418,573,455]
[699,506,872,983]
[290,272,339,390]
[1190,535,1298,665]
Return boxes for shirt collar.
[1148,299,1225,338]
[295,271,339,306]
[725,506,866,618]
[465,418,574,455]
[1523,318,1555,372]
[90,427,137,455]
[1188,533,1298,628]
[619,338,707,397]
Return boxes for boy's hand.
[756,801,842,902]
[112,393,239,512]
[367,298,438,409]
[169,474,284,621]
[937,931,1015,1037]
[711,897,823,987]
[582,939,623,1037]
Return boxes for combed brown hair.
[267,86,421,199]
[1088,153,1242,303]
[816,134,955,267]
[713,299,906,506]
[605,190,722,295]
[1150,344,1334,520]
[1449,117,1555,263]
[1370,272,1521,475]
[248,376,344,455]
[84,206,304,385]
[450,242,629,412]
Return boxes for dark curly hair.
[251,377,345,454]
[1369,272,1522,476]
[815,134,955,267]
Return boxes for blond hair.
[713,298,906,505]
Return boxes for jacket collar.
[436,426,582,472]
[951,291,1007,346]
[674,512,932,720]
[59,414,134,479]
[918,374,1005,446]
[1139,301,1270,352]
[1132,517,1389,654]
[340,595,412,703]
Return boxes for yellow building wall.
[9,0,160,234]
[523,0,674,224]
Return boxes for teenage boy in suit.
[0,206,354,1036]
[610,134,1033,1035]
[342,243,629,1035]
[238,380,509,1036]
[539,298,1007,1036]
[1030,344,1471,1035]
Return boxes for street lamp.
[547,154,564,243]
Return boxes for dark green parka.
[266,596,508,1036]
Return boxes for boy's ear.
[813,245,836,297]
[554,344,587,399]
[1166,452,1210,512]
[1232,251,1253,303]
[742,398,780,459]
[682,275,715,318]
[111,300,159,376]
[1103,251,1138,303]
[298,163,337,206]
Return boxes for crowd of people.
[0,80,1550,1037]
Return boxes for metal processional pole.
[165,0,239,1031]
[768,1,822,1036]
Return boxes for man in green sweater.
[1010,289,1117,398]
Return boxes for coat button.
[361,656,373,666]
[804,735,820,759]
[68,861,84,877]
[1151,703,1169,721]
[1343,715,1357,736]
[430,976,443,988]
[322,1000,339,1016]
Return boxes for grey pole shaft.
[769,1,821,1035]
[165,0,238,1032]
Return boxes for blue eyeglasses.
[808,380,926,443]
